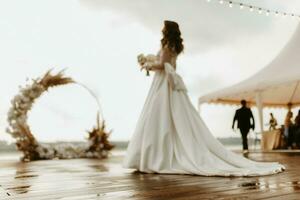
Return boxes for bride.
[123,20,284,176]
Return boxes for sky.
[0,0,299,142]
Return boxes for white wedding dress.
[123,48,284,176]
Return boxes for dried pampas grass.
[86,113,114,157]
[39,69,74,89]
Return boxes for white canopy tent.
[198,24,300,133]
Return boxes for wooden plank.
[0,152,300,199]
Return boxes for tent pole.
[197,100,201,114]
[289,81,299,103]
[255,92,264,134]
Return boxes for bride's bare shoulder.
[160,46,177,57]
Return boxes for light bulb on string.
[291,14,295,19]
[249,6,254,12]
[283,13,287,18]
[211,0,299,22]
[240,3,244,9]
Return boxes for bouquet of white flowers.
[137,54,157,76]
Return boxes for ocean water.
[0,143,248,161]
[0,152,22,161]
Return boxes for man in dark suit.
[232,100,255,152]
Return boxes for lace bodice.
[156,48,186,92]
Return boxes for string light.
[205,0,300,21]
[239,3,244,9]
[249,6,254,12]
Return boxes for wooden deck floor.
[1,151,300,200]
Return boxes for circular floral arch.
[7,70,114,161]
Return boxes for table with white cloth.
[261,129,283,150]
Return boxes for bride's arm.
[144,48,172,71]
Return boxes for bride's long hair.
[161,20,184,55]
